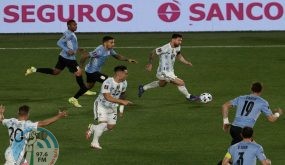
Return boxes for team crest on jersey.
[25,127,59,165]
[104,85,109,89]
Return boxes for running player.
[68,36,137,108]
[138,34,199,101]
[222,82,282,145]
[0,105,67,165]
[85,65,133,149]
[222,127,271,165]
[217,82,282,165]
[25,20,92,107]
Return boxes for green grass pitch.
[0,32,285,164]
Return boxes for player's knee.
[107,124,115,130]
[159,81,167,87]
[74,72,82,77]
[87,83,94,89]
[53,70,61,75]
[177,80,185,86]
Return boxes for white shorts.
[94,101,117,125]
[156,72,177,82]
[4,147,15,165]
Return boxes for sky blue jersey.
[2,118,38,164]
[57,30,78,60]
[231,95,273,128]
[228,141,267,165]
[85,45,117,73]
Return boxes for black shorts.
[230,125,243,145]
[55,56,79,73]
[86,71,108,83]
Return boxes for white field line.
[0,45,285,50]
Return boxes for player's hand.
[223,124,231,132]
[275,108,283,115]
[145,64,152,72]
[186,62,193,67]
[67,50,75,55]
[58,108,68,118]
[0,104,5,114]
[121,100,133,106]
[265,159,272,165]
[128,59,138,64]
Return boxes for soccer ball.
[200,93,212,103]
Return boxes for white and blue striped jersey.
[228,141,267,165]
[2,118,38,165]
[155,43,181,74]
[85,45,117,73]
[96,77,127,108]
[57,30,78,60]
[231,95,273,128]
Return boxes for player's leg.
[67,60,87,107]
[138,73,167,97]
[4,147,16,165]
[229,125,243,145]
[170,77,200,101]
[70,72,107,107]
[85,72,108,96]
[91,102,111,149]
[25,56,64,76]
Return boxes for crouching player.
[85,65,133,149]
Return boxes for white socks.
[143,81,159,90]
[177,86,191,98]
[92,123,108,144]
[119,105,124,114]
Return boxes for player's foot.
[84,90,97,96]
[25,66,37,76]
[91,142,102,150]
[138,85,145,97]
[85,124,94,140]
[187,95,200,102]
[68,97,82,108]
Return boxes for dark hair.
[172,33,183,39]
[18,105,30,116]
[114,65,127,72]
[103,36,114,43]
[67,20,76,26]
[251,82,263,93]
[241,127,253,138]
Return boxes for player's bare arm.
[37,109,68,127]
[113,54,138,63]
[176,54,193,67]
[120,92,126,100]
[145,49,157,71]
[103,93,133,106]
[267,108,283,122]
[79,49,89,68]
[0,104,5,123]
[222,101,233,132]
[261,159,272,165]
[222,156,231,165]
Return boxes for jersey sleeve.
[57,32,72,52]
[2,119,10,127]
[155,45,167,55]
[230,97,240,107]
[256,146,267,161]
[101,80,112,94]
[110,49,118,56]
[89,48,101,58]
[27,121,38,130]
[122,81,128,93]
[176,46,181,54]
[261,102,273,117]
